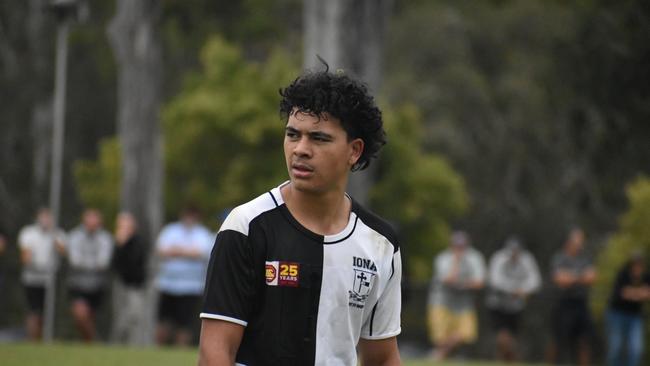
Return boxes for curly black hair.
[279,67,386,171]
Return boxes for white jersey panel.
[314,219,401,365]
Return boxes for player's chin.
[290,177,323,193]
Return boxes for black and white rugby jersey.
[201,182,402,366]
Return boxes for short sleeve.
[198,228,215,258]
[550,254,562,275]
[434,253,448,280]
[470,250,486,283]
[18,227,33,250]
[156,226,175,249]
[200,229,256,327]
[361,249,402,340]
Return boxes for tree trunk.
[303,0,391,205]
[27,0,53,207]
[107,0,163,345]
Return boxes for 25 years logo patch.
[265,261,300,287]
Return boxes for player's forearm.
[198,347,235,366]
[361,352,401,366]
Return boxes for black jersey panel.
[351,200,400,253]
[202,230,256,324]
[234,209,324,365]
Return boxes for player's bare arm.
[198,319,244,366]
[358,337,401,366]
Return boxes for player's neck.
[281,183,351,236]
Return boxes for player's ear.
[348,138,364,167]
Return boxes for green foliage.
[162,36,297,221]
[74,36,468,271]
[73,138,120,228]
[593,176,650,316]
[371,104,468,280]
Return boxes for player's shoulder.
[219,188,280,236]
[351,199,400,253]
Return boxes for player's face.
[284,110,363,194]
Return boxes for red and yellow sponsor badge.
[265,261,299,287]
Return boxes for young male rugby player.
[199,67,402,365]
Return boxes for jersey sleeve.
[200,229,256,327]
[360,249,402,340]
[18,227,33,250]
[156,226,175,250]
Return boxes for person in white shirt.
[18,207,66,340]
[155,206,213,346]
[64,208,113,342]
[486,237,541,362]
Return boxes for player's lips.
[291,162,314,178]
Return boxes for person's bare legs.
[496,329,517,362]
[577,338,591,366]
[175,328,192,346]
[25,313,42,341]
[545,341,558,364]
[156,322,171,345]
[71,300,96,342]
[433,334,461,361]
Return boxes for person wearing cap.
[606,252,650,366]
[486,237,541,362]
[427,231,486,361]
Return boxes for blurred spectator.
[155,206,212,346]
[427,231,486,361]
[17,208,66,341]
[65,209,113,342]
[0,232,5,255]
[486,237,541,362]
[0,232,9,325]
[111,212,148,345]
[606,252,650,366]
[547,227,596,366]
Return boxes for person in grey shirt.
[64,208,113,342]
[428,231,486,361]
[547,227,596,366]
[486,237,541,362]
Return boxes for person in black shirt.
[199,65,402,365]
[111,212,148,344]
[606,253,650,366]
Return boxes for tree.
[76,37,468,282]
[371,104,468,279]
[107,0,163,247]
[303,0,393,204]
[163,37,297,219]
[107,0,164,345]
[593,177,650,361]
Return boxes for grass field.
[0,342,538,366]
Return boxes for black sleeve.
[201,230,256,326]
[126,236,147,269]
[112,236,145,270]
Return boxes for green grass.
[0,342,537,366]
[0,343,197,366]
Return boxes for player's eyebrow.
[285,126,334,141]
[307,131,333,141]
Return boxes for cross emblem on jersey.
[352,269,375,297]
